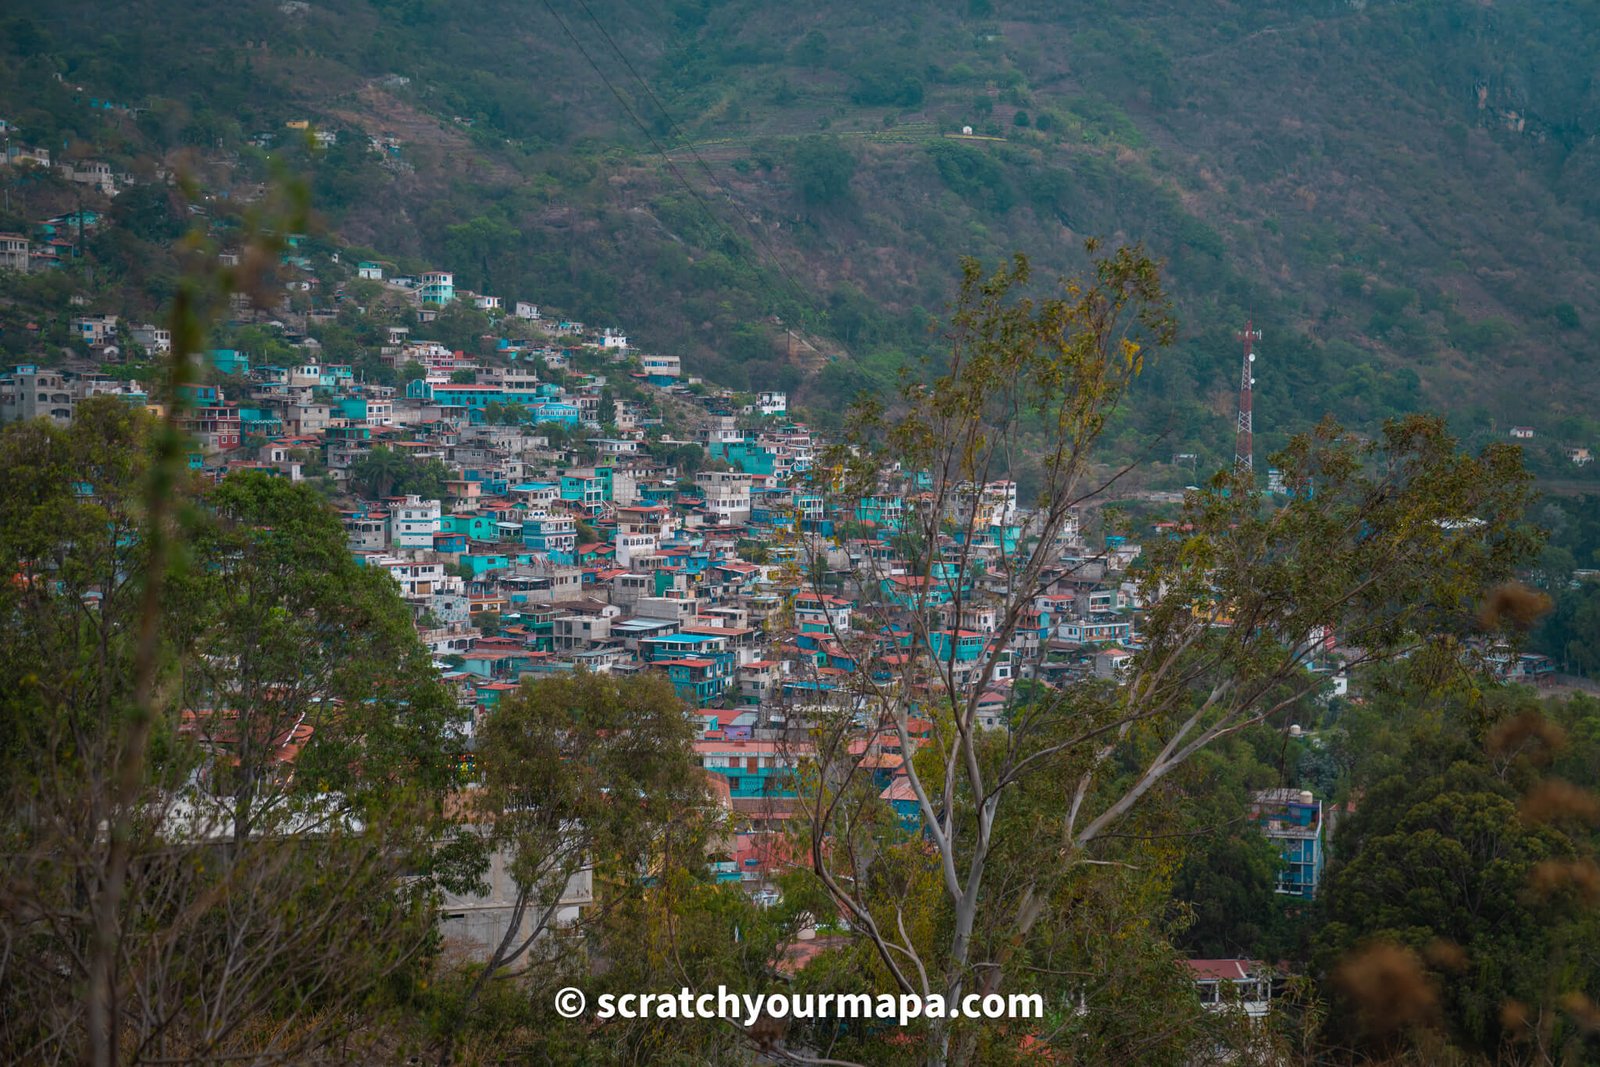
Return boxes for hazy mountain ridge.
[6,0,1600,459]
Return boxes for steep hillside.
[6,0,1600,464]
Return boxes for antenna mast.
[1234,320,1261,474]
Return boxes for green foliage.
[431,302,492,353]
[177,470,455,821]
[791,136,856,208]
[0,403,452,1062]
[443,214,520,293]
[16,0,1600,438]
[925,141,1014,212]
[434,671,708,1058]
[348,444,451,500]
[851,67,925,108]
[1316,703,1600,1059]
[1170,826,1292,960]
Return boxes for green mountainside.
[6,0,1600,466]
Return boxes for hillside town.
[1,263,1144,881]
[2,222,1566,991]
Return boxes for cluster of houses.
[0,209,104,274]
[1508,425,1593,465]
[1,142,124,198]
[0,296,1165,906]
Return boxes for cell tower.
[1234,320,1261,474]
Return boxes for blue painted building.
[1251,789,1325,899]
[694,739,799,799]
[928,629,987,664]
[208,349,251,376]
[521,512,577,561]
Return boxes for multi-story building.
[419,270,455,306]
[181,404,242,452]
[129,323,171,353]
[559,468,610,515]
[1057,615,1133,645]
[1251,789,1325,899]
[284,402,330,436]
[394,496,442,549]
[60,159,117,196]
[342,511,389,551]
[696,470,753,524]
[1185,960,1272,1020]
[0,365,74,424]
[552,611,614,653]
[794,593,852,636]
[641,354,681,386]
[693,739,804,799]
[360,555,455,598]
[735,660,785,707]
[521,510,577,560]
[71,314,119,346]
[0,232,29,272]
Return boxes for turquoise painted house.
[208,349,251,376]
[695,739,799,799]
[855,495,905,530]
[928,629,986,663]
[560,469,612,513]
[441,513,500,541]
[460,552,511,576]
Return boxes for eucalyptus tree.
[789,247,1538,1065]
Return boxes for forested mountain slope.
[6,0,1600,462]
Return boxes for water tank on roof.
[1298,790,1314,805]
